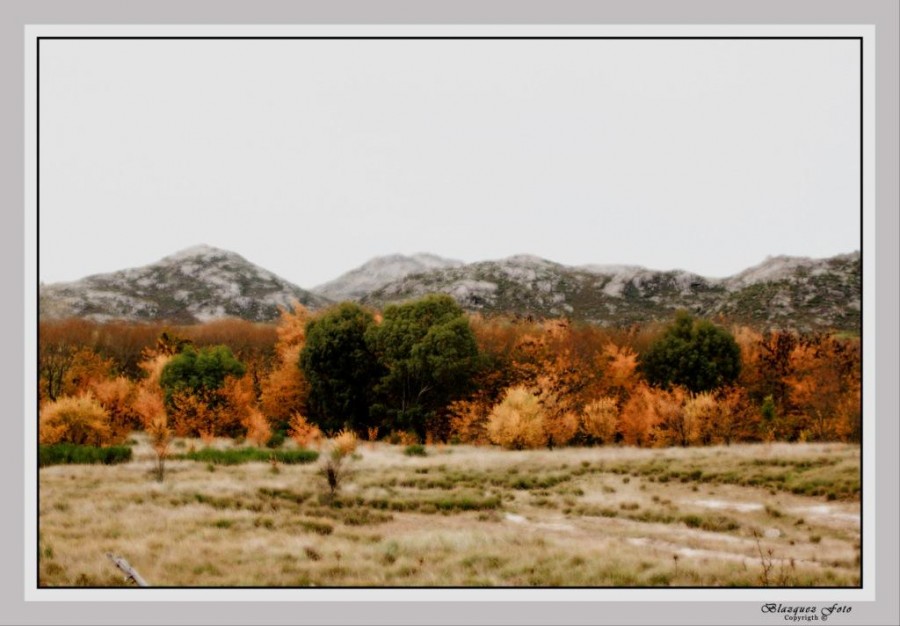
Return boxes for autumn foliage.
[486,386,548,450]
[38,306,862,451]
[39,394,113,446]
[288,412,323,449]
[259,304,311,424]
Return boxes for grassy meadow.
[38,437,860,588]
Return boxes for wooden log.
[106,552,149,587]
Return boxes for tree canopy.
[159,344,245,406]
[299,302,382,434]
[638,311,741,393]
[366,294,480,438]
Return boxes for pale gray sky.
[38,38,861,288]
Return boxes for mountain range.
[39,245,861,332]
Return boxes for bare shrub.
[319,430,359,504]
[332,429,358,457]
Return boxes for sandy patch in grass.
[790,504,859,524]
[690,499,765,513]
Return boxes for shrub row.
[176,447,319,465]
[39,443,132,468]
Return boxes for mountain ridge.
[39,245,330,324]
[355,251,860,332]
[39,247,861,332]
[312,252,464,302]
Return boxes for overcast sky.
[38,38,861,288]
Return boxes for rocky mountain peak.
[40,246,329,324]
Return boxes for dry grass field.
[37,437,860,587]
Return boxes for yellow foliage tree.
[602,343,640,399]
[618,383,659,447]
[486,386,548,450]
[648,386,689,447]
[39,394,112,446]
[582,397,619,444]
[682,392,717,446]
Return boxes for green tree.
[159,344,245,406]
[366,294,480,439]
[299,303,382,434]
[638,311,741,393]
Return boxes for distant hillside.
[312,253,464,302]
[39,246,861,332]
[359,252,861,333]
[39,245,330,324]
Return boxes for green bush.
[159,344,245,406]
[177,447,319,466]
[39,443,132,468]
[404,444,427,457]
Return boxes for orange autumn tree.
[243,407,272,447]
[447,396,492,445]
[453,315,547,445]
[90,376,140,443]
[785,335,861,442]
[618,383,661,447]
[601,343,640,401]
[648,385,690,447]
[532,374,579,448]
[132,351,172,481]
[711,385,758,445]
[39,319,101,403]
[166,371,258,441]
[259,303,311,428]
[55,347,116,401]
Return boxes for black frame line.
[34,34,865,592]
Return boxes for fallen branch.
[106,553,149,587]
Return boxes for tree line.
[38,296,861,451]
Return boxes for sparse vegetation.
[38,438,859,587]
